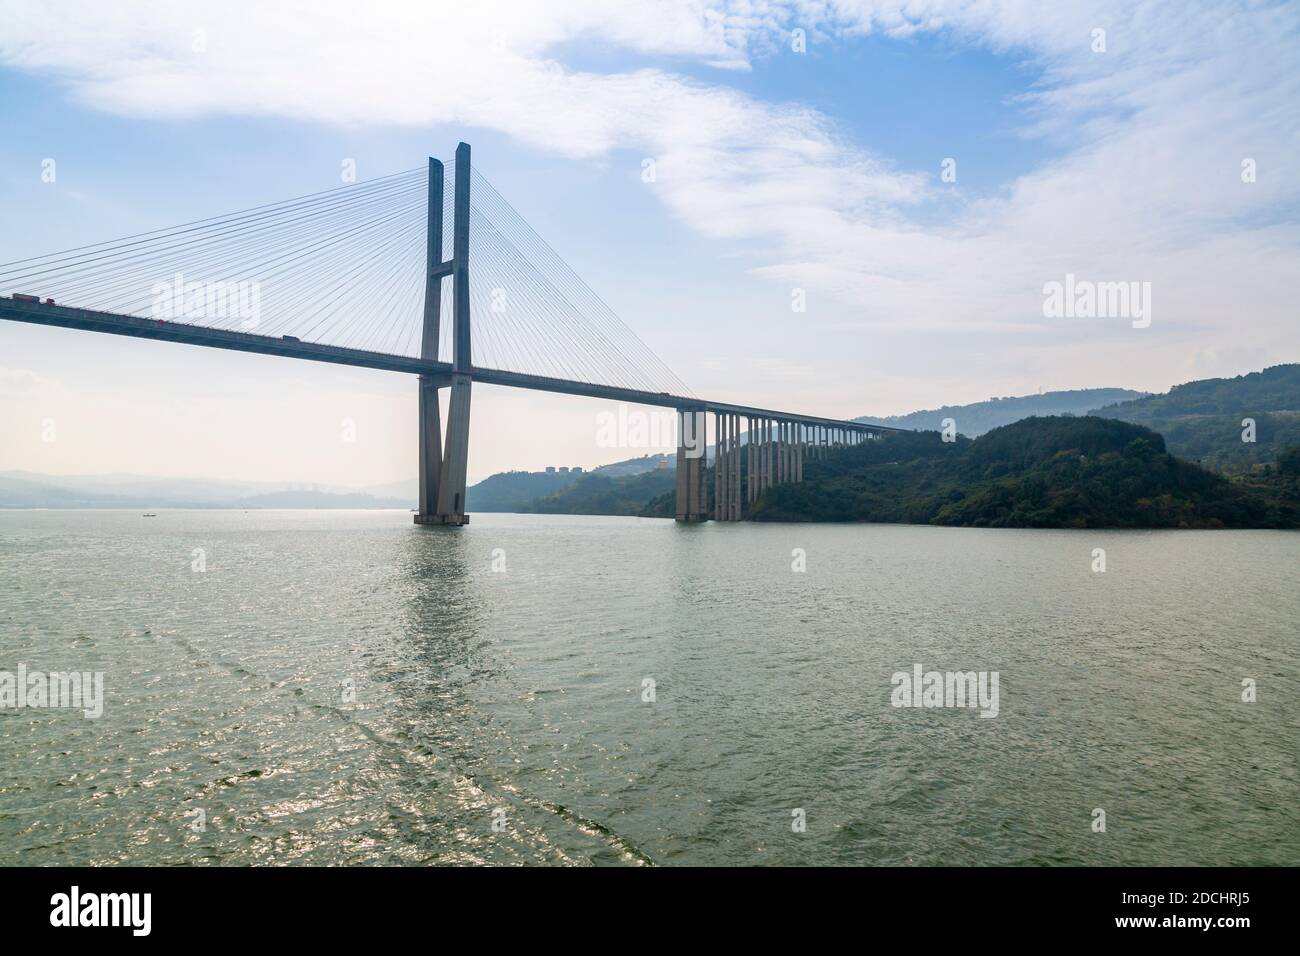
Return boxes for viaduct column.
[774,422,780,483]
[722,415,731,520]
[759,421,769,489]
[774,424,785,486]
[714,412,726,521]
[774,422,782,483]
[759,418,769,494]
[675,407,708,521]
[731,415,741,519]
[728,414,737,519]
[747,417,755,504]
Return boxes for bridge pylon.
[415,143,473,527]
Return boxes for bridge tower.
[415,142,473,526]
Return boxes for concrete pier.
[730,414,741,520]
[675,408,708,521]
[718,414,726,521]
[747,417,756,504]
[711,412,744,521]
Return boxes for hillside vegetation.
[744,417,1300,528]
[1094,364,1300,469]
[524,469,675,515]
[466,469,579,511]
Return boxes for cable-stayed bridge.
[0,143,899,524]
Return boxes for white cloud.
[1,0,1297,392]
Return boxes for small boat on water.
[142,513,157,518]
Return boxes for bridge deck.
[1,298,901,433]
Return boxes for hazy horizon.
[4,379,1169,487]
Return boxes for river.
[1,511,1295,865]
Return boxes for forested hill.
[855,387,1146,437]
[745,416,1300,529]
[1093,364,1300,469]
[465,454,672,512]
[522,469,675,515]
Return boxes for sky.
[1,0,1298,488]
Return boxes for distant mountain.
[0,452,676,512]
[234,490,409,508]
[1094,364,1300,469]
[0,469,293,505]
[0,470,407,509]
[0,473,146,509]
[856,388,1147,437]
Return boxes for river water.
[0,510,1295,865]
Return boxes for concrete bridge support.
[763,419,772,493]
[436,373,472,521]
[768,421,775,485]
[777,421,783,482]
[675,408,708,521]
[416,143,474,526]
[770,419,777,488]
[717,415,726,520]
[777,421,786,483]
[680,414,875,522]
[712,412,744,521]
[730,414,741,520]
[772,421,779,484]
[417,375,442,517]
[415,157,444,523]
[731,414,738,519]
[747,417,756,505]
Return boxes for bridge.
[0,143,899,524]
